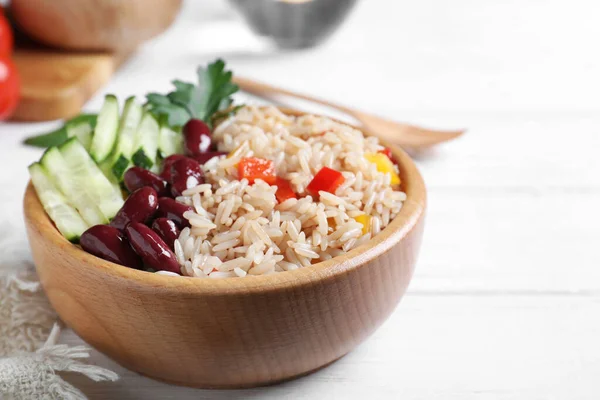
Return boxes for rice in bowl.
[174,106,406,278]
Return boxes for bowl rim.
[24,107,426,295]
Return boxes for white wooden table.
[2,0,599,398]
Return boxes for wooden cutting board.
[10,48,127,122]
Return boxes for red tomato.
[0,57,20,120]
[0,9,13,56]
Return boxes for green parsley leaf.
[145,59,238,128]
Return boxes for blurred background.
[3,0,599,119]
[1,0,599,398]
[2,0,598,119]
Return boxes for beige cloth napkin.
[0,239,118,399]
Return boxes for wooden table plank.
[60,294,600,399]
[2,0,599,397]
[413,190,600,292]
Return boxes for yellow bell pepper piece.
[227,145,241,158]
[227,144,247,168]
[365,153,401,185]
[354,214,371,235]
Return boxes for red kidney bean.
[80,225,143,269]
[160,154,187,181]
[157,197,192,228]
[169,157,204,197]
[110,187,159,230]
[124,167,169,197]
[183,118,213,155]
[125,222,181,274]
[191,151,227,165]
[151,218,181,250]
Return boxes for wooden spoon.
[233,76,465,148]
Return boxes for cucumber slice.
[158,123,183,158]
[29,163,89,242]
[59,138,124,220]
[110,97,143,179]
[90,95,119,163]
[66,120,93,151]
[132,112,160,170]
[41,147,107,226]
[68,113,98,129]
[98,158,122,194]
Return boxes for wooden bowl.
[11,0,182,51]
[23,111,426,388]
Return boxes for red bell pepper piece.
[275,177,297,203]
[306,167,345,196]
[378,147,393,160]
[238,157,276,184]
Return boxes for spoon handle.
[232,76,465,148]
